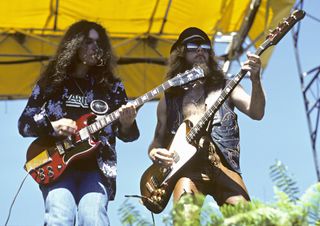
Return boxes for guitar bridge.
[63,137,74,150]
[56,142,65,155]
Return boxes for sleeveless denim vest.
[165,91,241,173]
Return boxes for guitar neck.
[87,81,172,134]
[186,40,269,143]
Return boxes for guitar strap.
[203,80,224,135]
[203,78,228,134]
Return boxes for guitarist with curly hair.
[18,20,139,226]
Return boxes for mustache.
[195,53,205,58]
[91,48,108,66]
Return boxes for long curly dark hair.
[166,45,225,95]
[38,20,117,97]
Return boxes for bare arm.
[149,97,170,151]
[148,97,174,165]
[231,81,265,120]
[231,52,266,120]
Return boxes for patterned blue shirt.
[18,77,139,200]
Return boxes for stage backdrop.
[0,0,294,99]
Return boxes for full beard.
[83,49,105,66]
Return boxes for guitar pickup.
[79,128,90,140]
[146,182,154,194]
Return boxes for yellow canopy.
[0,0,295,99]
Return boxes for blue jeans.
[40,169,110,226]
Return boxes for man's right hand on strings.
[149,148,174,166]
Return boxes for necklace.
[190,93,204,106]
[189,81,205,106]
[72,78,86,96]
[183,86,205,108]
[183,79,204,90]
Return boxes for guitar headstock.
[169,66,205,87]
[266,10,305,46]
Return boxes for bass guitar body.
[140,121,197,213]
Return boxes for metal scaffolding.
[292,0,320,181]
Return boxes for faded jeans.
[40,169,110,226]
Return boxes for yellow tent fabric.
[0,0,295,99]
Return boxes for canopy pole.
[221,0,261,73]
[53,0,59,31]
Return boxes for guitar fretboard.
[186,41,269,143]
[87,82,172,134]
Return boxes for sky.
[1,1,320,226]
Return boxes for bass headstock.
[267,10,305,46]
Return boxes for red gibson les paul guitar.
[24,66,205,185]
[140,10,305,214]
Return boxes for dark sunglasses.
[185,43,211,52]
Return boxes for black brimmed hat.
[170,27,211,53]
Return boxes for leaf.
[269,160,299,201]
[299,183,320,225]
[117,199,152,226]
